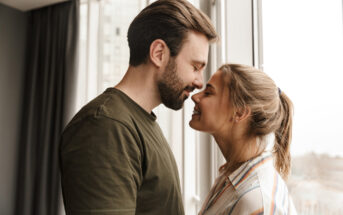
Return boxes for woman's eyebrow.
[206,84,215,90]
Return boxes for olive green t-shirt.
[60,88,184,215]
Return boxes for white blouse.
[199,152,297,215]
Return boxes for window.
[260,0,343,214]
[76,0,146,112]
[209,0,256,182]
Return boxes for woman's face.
[189,70,234,134]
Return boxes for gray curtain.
[15,1,79,215]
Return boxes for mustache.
[184,86,195,92]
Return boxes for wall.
[0,3,27,215]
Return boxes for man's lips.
[184,89,194,98]
[185,86,195,93]
[184,91,190,98]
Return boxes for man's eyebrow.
[192,60,206,68]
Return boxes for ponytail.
[273,92,293,179]
[219,64,294,180]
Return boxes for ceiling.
[0,0,69,11]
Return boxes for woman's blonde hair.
[220,64,293,179]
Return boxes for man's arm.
[60,116,143,215]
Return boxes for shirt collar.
[226,151,273,190]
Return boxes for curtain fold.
[15,1,79,215]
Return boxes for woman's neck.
[214,134,262,173]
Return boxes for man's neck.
[115,64,161,113]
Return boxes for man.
[60,0,217,214]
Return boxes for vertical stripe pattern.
[270,171,279,215]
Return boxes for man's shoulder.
[66,89,135,131]
[96,89,134,121]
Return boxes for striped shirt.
[199,152,297,215]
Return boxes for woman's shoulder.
[227,152,297,214]
[228,173,296,215]
[225,153,269,214]
[228,152,273,190]
[227,185,264,215]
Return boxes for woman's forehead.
[208,70,229,90]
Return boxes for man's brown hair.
[127,0,217,66]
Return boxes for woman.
[190,64,297,215]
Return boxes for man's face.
[158,58,189,110]
[158,31,210,110]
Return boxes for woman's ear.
[234,106,251,123]
[149,39,169,68]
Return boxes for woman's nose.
[191,92,201,103]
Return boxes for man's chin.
[166,102,184,110]
[163,99,184,110]
[161,92,189,110]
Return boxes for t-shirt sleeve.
[60,116,143,215]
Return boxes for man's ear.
[234,106,251,123]
[149,39,169,68]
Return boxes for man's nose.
[194,73,203,89]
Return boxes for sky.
[262,0,343,156]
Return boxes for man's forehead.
[181,36,209,61]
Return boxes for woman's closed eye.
[203,90,212,96]
[203,84,215,96]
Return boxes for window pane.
[76,0,146,112]
[76,2,88,112]
[262,0,343,214]
[98,0,145,91]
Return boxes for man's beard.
[157,58,190,110]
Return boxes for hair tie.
[278,87,282,96]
